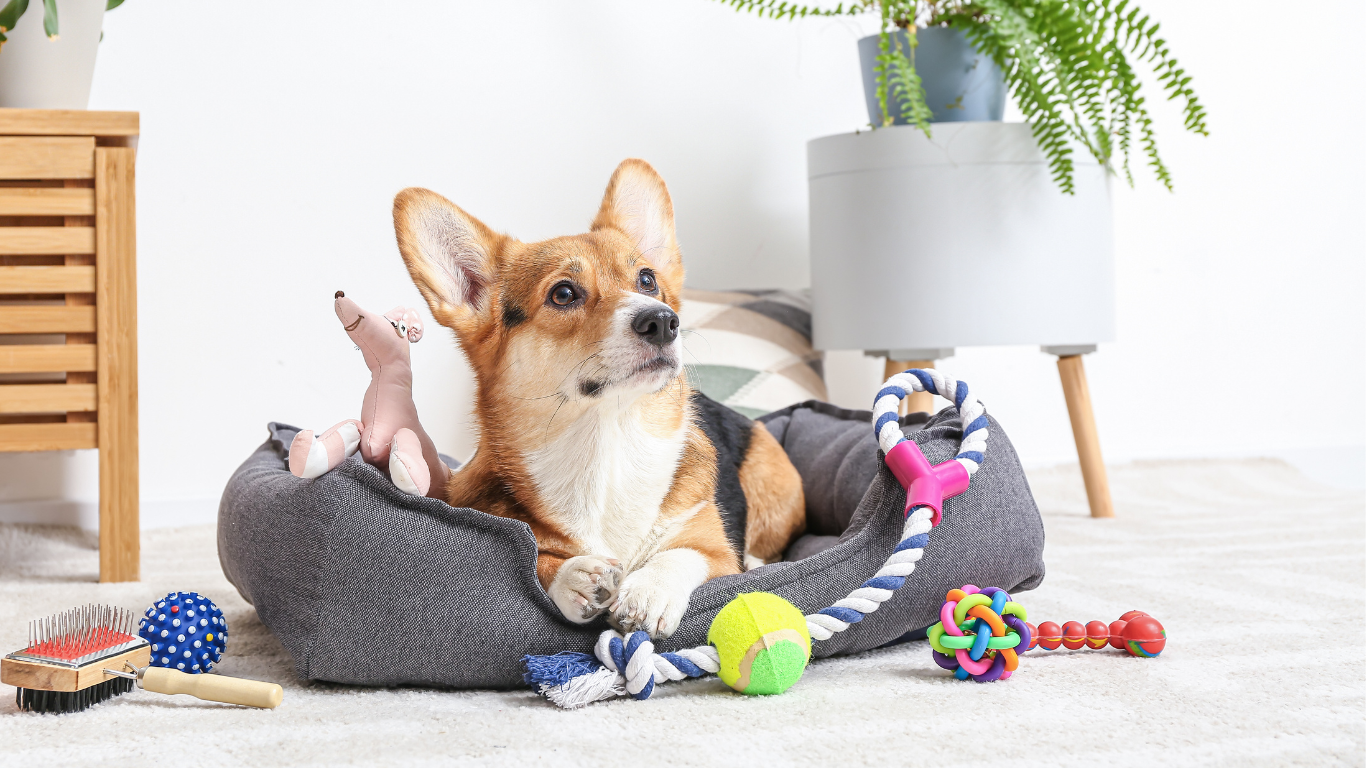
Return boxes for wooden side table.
[0,109,140,581]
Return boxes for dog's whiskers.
[543,393,570,444]
[507,351,605,405]
[509,392,565,402]
[560,352,604,393]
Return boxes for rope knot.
[597,630,654,699]
[589,629,721,702]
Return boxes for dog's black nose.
[632,306,679,346]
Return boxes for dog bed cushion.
[217,402,1044,689]
[679,289,827,417]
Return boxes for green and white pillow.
[679,289,827,418]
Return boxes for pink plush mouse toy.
[288,291,450,498]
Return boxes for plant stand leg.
[1054,352,1114,519]
[883,358,935,415]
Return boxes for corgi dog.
[393,159,806,638]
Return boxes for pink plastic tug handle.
[884,440,970,527]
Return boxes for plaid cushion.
[678,289,827,418]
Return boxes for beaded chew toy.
[2,593,281,713]
[1026,610,1167,658]
[927,585,1030,682]
[927,593,1168,683]
[523,368,988,708]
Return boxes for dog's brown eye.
[550,283,577,306]
[638,270,657,294]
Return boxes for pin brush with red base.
[3,592,282,713]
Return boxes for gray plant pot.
[858,27,1005,125]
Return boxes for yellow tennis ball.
[707,592,811,695]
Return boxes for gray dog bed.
[217,401,1044,690]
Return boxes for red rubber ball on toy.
[1025,622,1040,651]
[1107,620,1128,650]
[1036,621,1062,650]
[1061,621,1087,650]
[1085,620,1109,649]
[1121,615,1166,658]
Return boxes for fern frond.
[951,0,1203,191]
[868,1,932,133]
[951,1,1083,192]
[874,27,893,127]
[1096,0,1208,137]
[711,0,1207,192]
[714,0,863,20]
[0,0,29,34]
[40,0,54,39]
[879,26,934,132]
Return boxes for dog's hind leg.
[739,422,806,566]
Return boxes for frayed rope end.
[524,651,626,709]
[523,651,600,688]
[539,667,625,709]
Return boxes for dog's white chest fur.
[526,402,685,563]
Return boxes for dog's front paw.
[548,555,622,624]
[609,572,690,639]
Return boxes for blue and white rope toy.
[523,369,989,708]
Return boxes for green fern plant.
[0,0,125,50]
[714,0,1208,193]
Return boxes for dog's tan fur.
[393,159,805,637]
[739,422,807,563]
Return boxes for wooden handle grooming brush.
[2,603,284,713]
[118,664,283,708]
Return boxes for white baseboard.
[0,497,219,531]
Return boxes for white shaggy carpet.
[1,459,1362,767]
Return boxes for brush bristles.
[24,604,137,661]
[14,677,135,714]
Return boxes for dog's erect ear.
[592,159,679,273]
[393,188,501,328]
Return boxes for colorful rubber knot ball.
[138,591,227,673]
[927,585,1030,682]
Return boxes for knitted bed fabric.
[217,402,1044,689]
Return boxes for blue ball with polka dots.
[138,591,227,673]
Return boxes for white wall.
[2,0,1362,528]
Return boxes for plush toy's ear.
[384,307,425,343]
[591,159,680,275]
[393,188,502,329]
